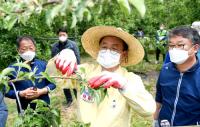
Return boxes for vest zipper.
[170,73,183,126]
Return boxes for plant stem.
[9,75,80,83]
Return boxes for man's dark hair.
[169,26,200,45]
[57,27,68,34]
[16,36,36,49]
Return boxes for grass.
[5,53,164,127]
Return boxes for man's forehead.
[20,39,35,46]
[59,32,67,35]
[101,36,123,43]
[169,36,191,43]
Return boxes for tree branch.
[11,1,61,14]
[9,75,80,83]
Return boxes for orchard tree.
[0,0,146,30]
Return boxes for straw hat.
[81,26,144,66]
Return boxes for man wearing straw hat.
[48,26,156,127]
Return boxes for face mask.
[169,48,189,64]
[59,36,67,42]
[20,51,36,61]
[97,49,121,68]
[160,27,164,30]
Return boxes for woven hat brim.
[81,26,144,66]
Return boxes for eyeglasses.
[168,44,186,50]
[100,49,121,55]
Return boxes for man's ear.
[121,51,128,62]
[122,51,128,57]
[194,44,199,53]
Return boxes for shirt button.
[112,99,116,108]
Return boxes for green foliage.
[40,72,56,84]
[0,0,146,30]
[0,67,15,92]
[78,67,108,105]
[14,100,61,127]
[0,0,200,70]
[0,61,61,127]
[138,37,155,52]
[66,120,90,127]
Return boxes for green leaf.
[46,4,62,27]
[83,8,92,21]
[1,67,15,77]
[40,72,55,84]
[28,72,35,79]
[117,0,131,15]
[60,0,69,16]
[32,67,38,74]
[3,81,9,93]
[80,85,85,94]
[70,13,77,28]
[12,62,31,71]
[51,109,59,117]
[4,15,18,30]
[95,87,107,105]
[17,71,28,79]
[129,0,146,17]
[79,67,86,73]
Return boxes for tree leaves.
[71,13,77,29]
[12,62,31,71]
[0,67,15,93]
[129,0,146,18]
[14,100,61,127]
[3,15,18,30]
[117,0,131,15]
[0,67,15,77]
[46,4,62,27]
[77,68,107,105]
[40,72,56,84]
[0,0,147,30]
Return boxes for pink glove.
[55,49,77,76]
[88,71,127,89]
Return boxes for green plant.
[14,100,61,127]
[76,67,108,105]
[0,0,146,30]
[0,60,108,126]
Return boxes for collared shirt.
[156,58,200,126]
[46,58,156,127]
[51,39,80,64]
[5,59,56,111]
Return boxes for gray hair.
[16,36,36,49]
[169,26,200,45]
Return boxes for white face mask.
[59,36,67,42]
[97,49,121,68]
[20,51,36,61]
[169,48,189,64]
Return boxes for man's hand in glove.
[88,71,127,89]
[55,49,77,76]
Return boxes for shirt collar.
[170,56,200,72]
[58,40,68,45]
